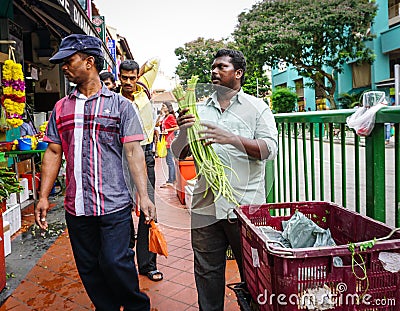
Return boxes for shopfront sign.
[106,37,117,78]
[56,0,97,37]
[92,16,106,43]
[55,0,115,68]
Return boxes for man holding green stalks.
[171,49,278,310]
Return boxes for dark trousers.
[134,147,157,274]
[191,213,244,311]
[66,207,150,311]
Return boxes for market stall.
[0,42,48,275]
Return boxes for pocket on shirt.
[230,123,253,139]
[95,117,119,143]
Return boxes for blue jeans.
[166,147,176,183]
[66,207,150,311]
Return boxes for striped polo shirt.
[44,85,144,216]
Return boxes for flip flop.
[146,270,163,282]
[160,183,173,188]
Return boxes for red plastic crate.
[20,172,40,191]
[235,202,400,311]
[0,141,13,152]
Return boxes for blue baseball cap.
[49,34,103,64]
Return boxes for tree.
[174,37,271,98]
[242,67,270,98]
[174,38,231,97]
[337,90,366,109]
[271,87,297,113]
[233,0,377,109]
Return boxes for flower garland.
[1,59,25,128]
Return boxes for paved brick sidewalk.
[0,158,241,310]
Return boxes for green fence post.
[365,123,386,222]
[315,122,325,138]
[266,160,275,203]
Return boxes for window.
[352,62,371,88]
[389,0,400,26]
[294,78,304,98]
[277,60,287,73]
[389,51,400,78]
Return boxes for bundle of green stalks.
[173,76,239,206]
[0,167,23,200]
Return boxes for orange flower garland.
[1,59,25,128]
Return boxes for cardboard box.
[18,178,29,203]
[6,193,17,206]
[16,159,32,177]
[3,204,21,236]
[3,221,11,257]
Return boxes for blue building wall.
[372,0,390,87]
[271,0,400,109]
[272,67,317,110]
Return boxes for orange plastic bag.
[149,220,168,257]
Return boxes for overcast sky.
[94,0,257,77]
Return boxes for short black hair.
[214,49,246,86]
[78,52,104,73]
[119,59,140,73]
[99,71,115,83]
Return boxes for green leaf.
[233,0,377,109]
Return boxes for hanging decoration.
[1,49,25,128]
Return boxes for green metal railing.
[268,107,400,228]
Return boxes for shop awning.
[151,91,177,103]
[14,0,115,68]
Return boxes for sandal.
[145,270,163,282]
[160,183,173,188]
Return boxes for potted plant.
[0,166,23,212]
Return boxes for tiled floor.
[0,158,241,310]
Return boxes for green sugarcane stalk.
[0,167,23,200]
[174,76,239,206]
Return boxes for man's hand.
[199,121,235,146]
[171,107,196,160]
[138,196,156,224]
[35,198,50,230]
[177,107,196,130]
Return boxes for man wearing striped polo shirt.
[35,34,154,311]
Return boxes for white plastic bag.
[346,91,387,137]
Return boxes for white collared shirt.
[191,90,278,219]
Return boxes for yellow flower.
[2,86,12,95]
[39,121,49,133]
[7,118,23,128]
[1,59,26,128]
[12,90,25,97]
[12,63,24,80]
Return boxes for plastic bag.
[149,220,168,257]
[281,211,343,266]
[346,91,387,137]
[157,135,167,158]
